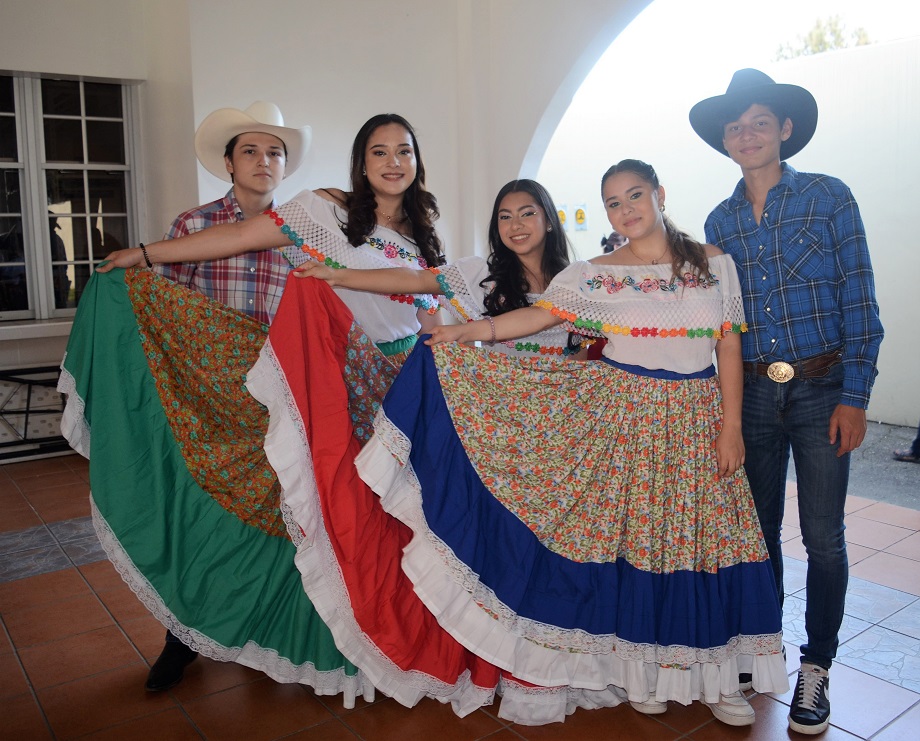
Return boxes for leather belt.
[743,349,842,383]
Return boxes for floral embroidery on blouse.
[584,271,719,294]
[365,235,428,268]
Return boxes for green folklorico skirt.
[58,267,368,705]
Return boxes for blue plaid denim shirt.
[705,164,883,409]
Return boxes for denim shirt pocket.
[782,226,826,282]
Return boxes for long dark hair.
[481,179,570,316]
[343,114,444,267]
[600,159,710,279]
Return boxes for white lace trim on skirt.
[356,411,790,703]
[89,497,366,705]
[245,341,496,716]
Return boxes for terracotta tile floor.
[2,454,919,740]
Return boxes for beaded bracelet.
[486,316,496,346]
[139,243,153,268]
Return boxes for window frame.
[0,74,142,323]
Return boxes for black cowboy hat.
[689,68,818,160]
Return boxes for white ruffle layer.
[355,418,791,707]
[245,341,664,724]
[58,361,91,459]
[89,497,368,705]
[246,341,494,716]
[58,378,370,707]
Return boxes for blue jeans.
[909,420,920,457]
[741,363,850,670]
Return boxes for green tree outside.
[776,15,871,60]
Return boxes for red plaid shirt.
[155,190,290,325]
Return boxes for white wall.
[184,0,647,258]
[0,0,147,81]
[0,0,646,283]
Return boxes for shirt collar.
[776,162,799,194]
[727,161,799,205]
[227,188,278,221]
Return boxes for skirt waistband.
[601,357,716,380]
[376,334,419,358]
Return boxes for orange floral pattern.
[433,342,768,574]
[127,270,286,537]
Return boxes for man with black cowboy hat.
[146,101,310,691]
[690,69,883,735]
[155,101,311,326]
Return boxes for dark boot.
[145,640,198,691]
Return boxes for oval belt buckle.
[767,361,795,383]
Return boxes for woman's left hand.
[715,426,745,478]
[425,323,477,345]
[293,262,335,282]
[95,248,147,273]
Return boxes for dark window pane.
[44,118,83,162]
[0,268,28,311]
[0,76,13,113]
[87,172,126,213]
[84,83,122,118]
[0,216,24,261]
[0,171,20,213]
[0,216,27,312]
[86,120,124,164]
[93,216,127,254]
[41,79,81,116]
[47,171,87,214]
[0,116,17,161]
[69,263,92,309]
[48,216,68,261]
[52,215,90,261]
[48,218,72,308]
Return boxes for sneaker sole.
[789,716,830,735]
[705,702,755,727]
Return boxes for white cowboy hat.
[193,101,311,182]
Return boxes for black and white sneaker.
[789,663,830,735]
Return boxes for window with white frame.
[0,75,138,321]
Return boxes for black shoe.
[788,663,830,735]
[145,641,198,691]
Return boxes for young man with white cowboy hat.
[154,100,311,326]
[690,69,883,735]
[145,101,309,692]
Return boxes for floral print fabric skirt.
[356,341,790,703]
